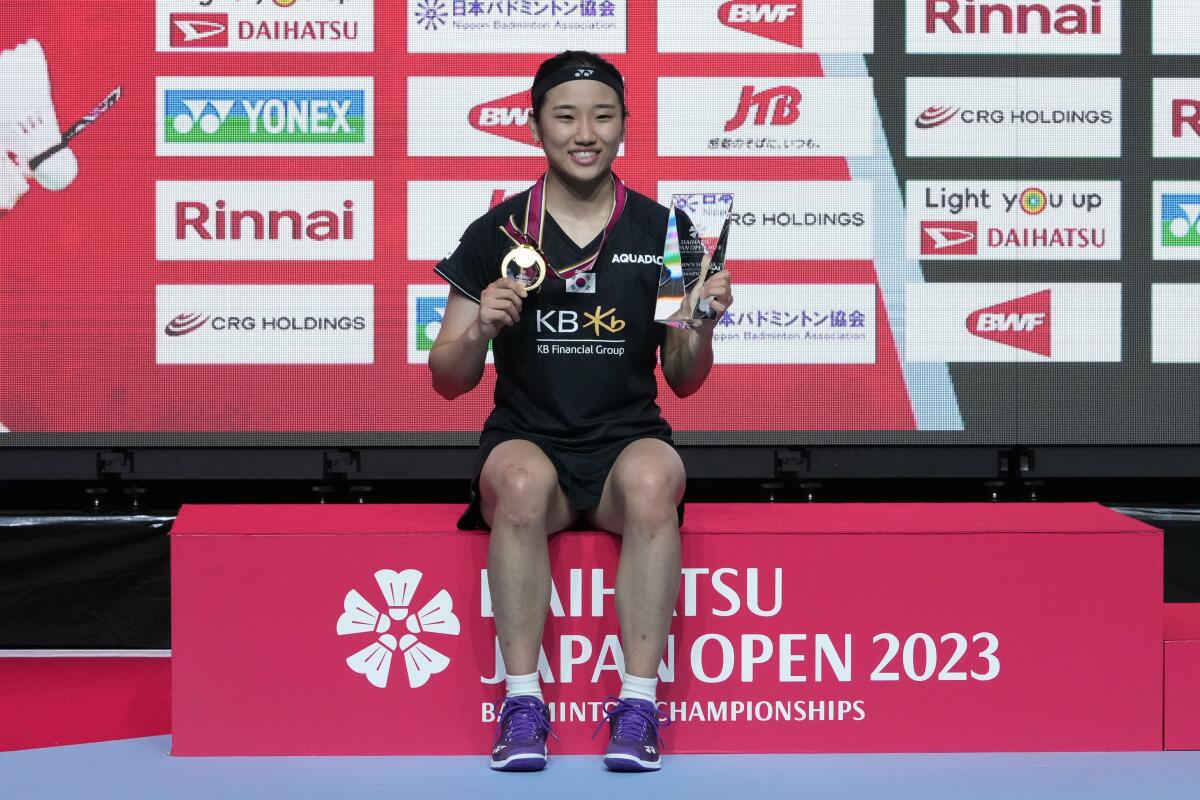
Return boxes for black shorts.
[457,430,681,531]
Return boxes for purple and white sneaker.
[596,697,670,772]
[490,695,555,771]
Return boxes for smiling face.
[529,79,625,189]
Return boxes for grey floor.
[1,737,1198,799]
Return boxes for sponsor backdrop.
[1,2,1198,443]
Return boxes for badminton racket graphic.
[28,86,121,172]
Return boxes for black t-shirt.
[435,187,698,449]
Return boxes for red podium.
[171,503,1162,755]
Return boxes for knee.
[616,463,684,529]
[483,462,559,530]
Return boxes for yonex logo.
[337,569,461,689]
[1162,194,1200,247]
[163,88,365,144]
[575,68,594,78]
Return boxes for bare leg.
[589,439,685,679]
[480,440,575,676]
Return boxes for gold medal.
[500,244,547,292]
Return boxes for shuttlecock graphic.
[336,589,391,635]
[0,39,77,191]
[405,589,461,636]
[338,568,460,690]
[375,568,421,621]
[397,634,450,689]
[346,634,398,689]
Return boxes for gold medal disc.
[500,245,547,291]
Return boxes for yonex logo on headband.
[575,68,594,77]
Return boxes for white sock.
[619,673,658,704]
[504,671,543,702]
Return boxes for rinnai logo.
[921,220,977,254]
[966,289,1051,356]
[915,106,960,128]
[337,569,461,689]
[725,85,802,131]
[1173,98,1200,139]
[469,91,536,147]
[925,0,1104,36]
[164,313,209,337]
[170,14,229,47]
[156,181,374,261]
[717,2,804,47]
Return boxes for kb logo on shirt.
[536,307,626,336]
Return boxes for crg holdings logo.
[966,289,1051,357]
[337,569,461,689]
[717,2,803,47]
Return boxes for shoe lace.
[493,696,557,746]
[592,697,671,748]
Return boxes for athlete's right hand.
[475,277,528,339]
[0,151,31,216]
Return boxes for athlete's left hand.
[697,268,732,318]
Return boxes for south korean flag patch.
[565,273,596,294]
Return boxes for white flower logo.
[337,569,460,689]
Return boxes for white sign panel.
[658,0,873,53]
[659,77,874,157]
[156,284,374,364]
[906,77,1121,158]
[907,0,1120,54]
[156,181,374,261]
[407,182,530,261]
[1152,284,1200,363]
[409,0,626,52]
[711,284,876,364]
[659,181,874,261]
[905,283,1122,362]
[906,180,1121,260]
[1153,0,1200,54]
[408,285,494,365]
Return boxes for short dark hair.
[531,50,628,119]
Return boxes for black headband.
[530,64,625,111]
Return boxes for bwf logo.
[337,569,461,689]
[717,2,803,48]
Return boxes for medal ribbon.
[500,173,627,280]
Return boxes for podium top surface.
[172,502,1158,537]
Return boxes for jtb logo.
[966,289,1051,356]
[469,91,536,147]
[724,86,801,131]
[717,2,804,48]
